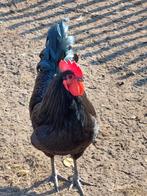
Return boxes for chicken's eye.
[66,74,74,80]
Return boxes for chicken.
[29,19,99,195]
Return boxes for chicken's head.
[59,60,84,96]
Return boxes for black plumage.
[29,19,99,195]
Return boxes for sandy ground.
[0,0,147,195]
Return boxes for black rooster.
[29,19,99,195]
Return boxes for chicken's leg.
[69,159,95,196]
[48,157,67,192]
[69,159,84,195]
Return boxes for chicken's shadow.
[0,177,70,195]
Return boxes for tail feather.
[37,19,74,72]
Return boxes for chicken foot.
[48,157,67,192]
[69,159,95,196]
[69,159,84,195]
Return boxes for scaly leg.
[48,157,67,192]
[69,159,84,195]
[69,159,96,196]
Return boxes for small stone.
[144,156,147,162]
[116,81,124,86]
[17,170,29,177]
[130,115,138,120]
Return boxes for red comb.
[59,60,83,78]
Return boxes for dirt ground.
[0,0,147,195]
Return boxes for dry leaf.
[63,158,74,167]
[11,164,21,169]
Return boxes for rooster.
[29,19,99,195]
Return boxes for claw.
[69,159,97,195]
[69,176,84,196]
[79,178,97,187]
[48,173,67,192]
